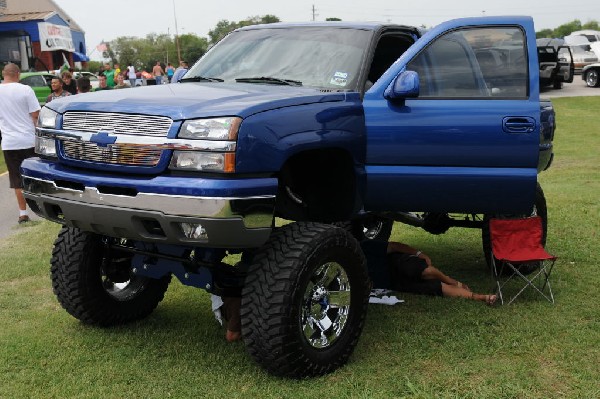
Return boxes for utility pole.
[312,4,318,21]
[173,0,182,62]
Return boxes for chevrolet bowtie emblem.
[90,132,117,147]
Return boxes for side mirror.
[384,70,420,100]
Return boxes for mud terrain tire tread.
[241,222,369,378]
[51,227,171,326]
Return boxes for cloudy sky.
[53,0,599,59]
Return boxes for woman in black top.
[61,71,77,95]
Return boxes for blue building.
[0,0,88,71]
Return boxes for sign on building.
[38,22,74,52]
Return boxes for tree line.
[536,19,599,38]
[91,15,279,73]
[87,16,599,73]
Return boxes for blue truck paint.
[364,165,537,213]
[45,83,347,121]
[20,17,555,377]
[21,158,278,197]
[363,98,540,214]
[23,15,554,243]
[235,93,366,173]
[24,17,554,250]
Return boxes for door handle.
[503,117,536,133]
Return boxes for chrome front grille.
[62,112,172,137]
[62,140,163,166]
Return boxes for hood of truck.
[46,83,346,120]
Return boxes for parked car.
[564,32,600,59]
[73,71,100,90]
[567,30,600,43]
[569,44,599,74]
[536,38,574,89]
[581,63,600,87]
[19,72,57,105]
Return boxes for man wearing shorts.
[0,63,41,224]
[361,239,497,304]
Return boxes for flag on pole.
[96,42,108,52]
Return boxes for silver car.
[582,63,600,87]
[569,45,599,74]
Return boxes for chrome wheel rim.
[301,262,351,349]
[100,238,145,301]
[587,70,598,87]
[102,273,145,300]
[362,220,384,240]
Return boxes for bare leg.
[222,296,242,342]
[15,188,27,211]
[441,283,496,305]
[226,330,241,342]
[421,266,468,290]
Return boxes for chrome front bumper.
[22,176,275,248]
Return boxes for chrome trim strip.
[23,176,274,229]
[37,128,237,152]
[62,140,163,166]
[62,111,172,137]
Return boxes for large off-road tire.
[481,183,547,274]
[51,227,171,326]
[241,222,370,378]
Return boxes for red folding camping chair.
[489,216,556,305]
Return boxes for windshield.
[186,27,372,90]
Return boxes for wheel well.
[274,148,359,223]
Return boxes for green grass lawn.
[1,97,599,398]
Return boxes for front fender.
[235,93,367,174]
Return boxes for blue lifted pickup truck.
[21,16,554,378]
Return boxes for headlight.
[169,151,235,172]
[38,107,58,128]
[179,117,241,140]
[171,116,240,172]
[35,136,57,157]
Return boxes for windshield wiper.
[180,76,224,83]
[235,77,302,86]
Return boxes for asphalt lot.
[0,173,41,240]
[1,79,598,240]
[541,76,600,98]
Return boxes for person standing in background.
[0,63,41,224]
[113,74,130,89]
[46,77,71,103]
[61,71,77,95]
[76,77,91,93]
[95,74,112,91]
[171,60,189,83]
[152,61,165,85]
[127,65,136,87]
[103,63,115,88]
[166,63,175,83]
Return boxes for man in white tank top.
[0,63,41,224]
